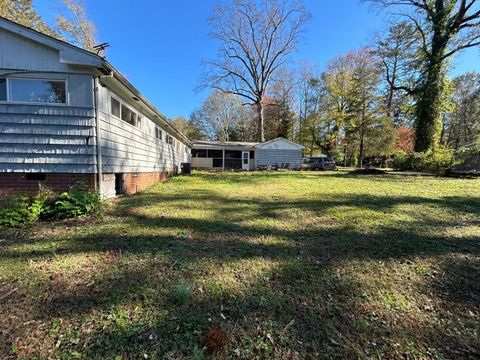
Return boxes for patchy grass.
[1,170,479,359]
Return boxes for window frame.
[166,134,175,146]
[0,77,68,105]
[155,126,163,141]
[120,103,137,126]
[0,78,7,102]
[110,94,145,129]
[110,96,121,118]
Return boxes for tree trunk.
[414,9,448,153]
[256,101,265,142]
[414,59,444,152]
[358,128,365,168]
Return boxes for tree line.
[178,0,479,168]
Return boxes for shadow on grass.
[1,173,479,358]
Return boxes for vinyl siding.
[0,27,98,72]
[255,149,302,169]
[0,81,97,173]
[97,86,190,174]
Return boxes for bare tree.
[364,0,480,152]
[202,0,310,142]
[190,90,246,142]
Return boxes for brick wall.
[124,172,170,195]
[0,173,97,197]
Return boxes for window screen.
[111,97,120,117]
[192,149,207,158]
[208,150,223,158]
[0,79,6,101]
[121,104,136,126]
[10,79,66,103]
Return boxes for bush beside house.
[0,187,102,227]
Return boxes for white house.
[191,137,305,170]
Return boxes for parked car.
[302,156,338,171]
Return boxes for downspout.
[222,148,225,171]
[93,76,103,198]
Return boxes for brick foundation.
[0,171,174,198]
[0,173,97,197]
[124,172,170,195]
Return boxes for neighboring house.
[191,137,304,170]
[0,17,191,198]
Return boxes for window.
[10,79,66,103]
[0,79,6,101]
[111,97,120,117]
[136,115,142,129]
[155,126,162,140]
[166,135,175,146]
[121,104,136,126]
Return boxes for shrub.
[42,187,101,219]
[451,140,480,174]
[0,195,44,227]
[389,151,411,171]
[0,187,101,227]
[390,148,454,174]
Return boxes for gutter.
[93,76,103,198]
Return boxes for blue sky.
[35,0,479,119]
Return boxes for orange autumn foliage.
[396,127,414,153]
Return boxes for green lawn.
[1,170,479,359]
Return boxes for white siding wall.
[97,86,190,174]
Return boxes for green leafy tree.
[344,48,388,167]
[444,71,480,148]
[365,0,480,152]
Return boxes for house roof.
[192,140,259,151]
[255,137,305,150]
[0,16,191,146]
[192,138,305,151]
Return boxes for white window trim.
[110,95,121,119]
[0,77,69,106]
[110,94,143,129]
[155,126,163,142]
[108,92,182,146]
